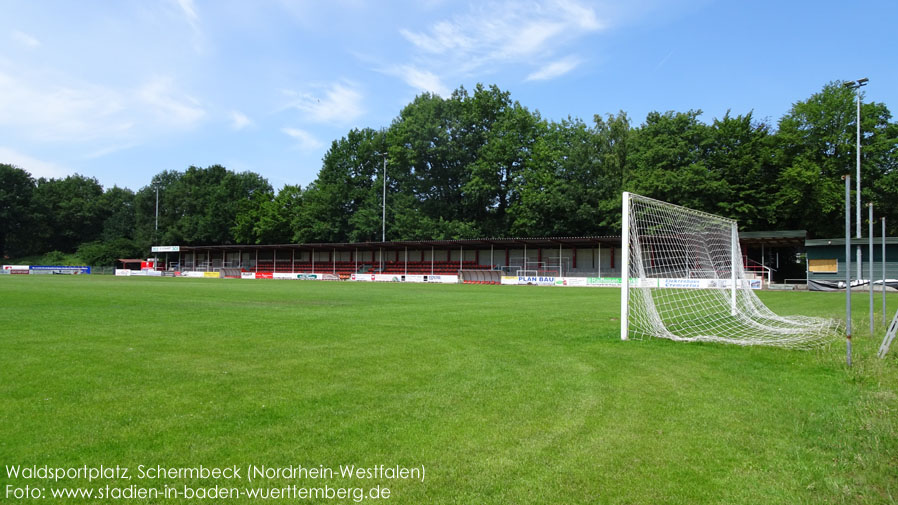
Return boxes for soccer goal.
[620,192,841,348]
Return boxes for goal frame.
[619,191,840,348]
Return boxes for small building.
[805,237,898,287]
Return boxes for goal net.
[620,192,841,348]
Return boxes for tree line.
[2,81,897,265]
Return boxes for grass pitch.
[1,276,896,504]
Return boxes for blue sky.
[1,0,895,191]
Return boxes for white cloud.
[230,110,253,130]
[399,21,472,55]
[390,65,450,97]
[11,30,40,48]
[400,0,603,67]
[174,0,198,25]
[0,69,204,145]
[137,76,206,128]
[395,0,603,88]
[526,56,582,81]
[282,127,323,150]
[0,147,68,179]
[0,71,132,142]
[286,81,364,124]
[169,0,204,52]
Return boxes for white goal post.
[620,192,841,348]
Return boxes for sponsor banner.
[3,264,30,274]
[554,277,588,287]
[636,278,761,290]
[518,275,555,286]
[349,273,458,283]
[151,245,180,252]
[255,272,273,279]
[269,273,332,280]
[501,276,518,285]
[241,272,256,279]
[179,271,207,278]
[29,265,91,275]
[429,275,458,284]
[115,269,132,276]
[660,278,703,289]
[586,277,623,287]
[119,269,162,277]
[203,271,221,278]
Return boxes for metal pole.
[843,78,868,278]
[870,203,874,335]
[879,217,886,326]
[856,91,863,283]
[382,155,387,242]
[155,185,159,234]
[844,175,852,367]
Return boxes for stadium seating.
[240,260,496,276]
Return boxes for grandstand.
[148,233,802,283]
[154,237,622,279]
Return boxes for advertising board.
[29,265,91,275]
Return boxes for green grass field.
[1,276,896,504]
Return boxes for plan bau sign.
[518,276,555,286]
[151,245,180,252]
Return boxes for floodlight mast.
[375,151,387,243]
[844,77,868,280]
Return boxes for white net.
[621,192,841,349]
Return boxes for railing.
[743,256,773,285]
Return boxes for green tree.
[136,166,271,246]
[99,186,136,241]
[30,174,106,253]
[704,112,779,229]
[233,184,303,244]
[0,164,35,257]
[627,110,719,212]
[297,128,384,243]
[76,238,144,267]
[773,81,897,236]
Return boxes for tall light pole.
[381,153,387,243]
[844,77,868,280]
[155,185,159,236]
